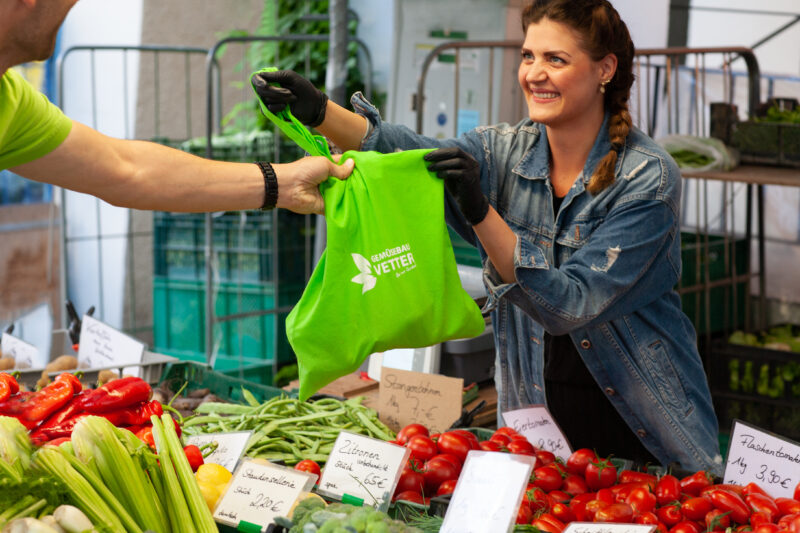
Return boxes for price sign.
[502,405,572,462]
[213,459,316,531]
[317,431,410,510]
[77,315,145,376]
[1,333,43,369]
[440,450,536,533]
[723,419,800,498]
[378,367,463,433]
[186,432,252,473]
[563,523,656,533]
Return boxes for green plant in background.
[757,103,800,124]
[221,0,385,136]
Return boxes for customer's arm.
[11,121,353,214]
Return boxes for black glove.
[251,70,329,127]
[424,147,489,226]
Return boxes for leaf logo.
[350,253,377,294]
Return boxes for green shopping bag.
[252,69,485,400]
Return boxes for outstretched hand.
[275,155,354,215]
[424,147,489,226]
[251,70,329,128]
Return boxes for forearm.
[473,207,517,283]
[316,101,368,152]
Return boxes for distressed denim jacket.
[352,93,722,474]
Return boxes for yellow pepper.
[195,463,232,511]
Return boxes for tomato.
[656,475,682,506]
[705,508,732,531]
[777,513,800,531]
[570,493,598,521]
[533,516,565,533]
[595,502,635,523]
[396,423,429,445]
[585,458,618,490]
[524,486,554,513]
[394,490,425,505]
[681,496,714,521]
[627,486,658,513]
[750,512,772,528]
[613,482,648,503]
[744,483,772,498]
[657,502,684,526]
[552,502,576,523]
[566,448,598,476]
[436,432,472,463]
[294,459,321,479]
[795,481,800,503]
[549,490,572,504]
[517,503,534,524]
[701,484,746,498]
[479,440,503,452]
[406,435,438,464]
[669,521,702,533]
[435,478,458,497]
[422,457,459,493]
[753,524,781,533]
[507,439,537,457]
[680,471,714,497]
[450,429,481,450]
[536,449,557,466]
[563,474,590,495]
[776,499,800,518]
[494,426,521,438]
[135,426,156,448]
[183,445,204,472]
[707,488,751,525]
[596,488,616,505]
[636,511,661,525]
[532,464,564,492]
[619,470,658,487]
[747,493,780,522]
[394,468,424,495]
[490,433,512,446]
[584,500,611,521]
[430,453,463,473]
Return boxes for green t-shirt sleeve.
[0,68,73,170]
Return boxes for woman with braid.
[253,0,722,473]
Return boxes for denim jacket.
[352,93,722,474]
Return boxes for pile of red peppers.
[0,372,172,446]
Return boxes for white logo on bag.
[350,244,417,294]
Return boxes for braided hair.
[522,0,635,194]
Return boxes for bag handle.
[250,67,332,160]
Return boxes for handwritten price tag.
[1,333,43,369]
[378,367,463,433]
[77,315,145,376]
[502,405,572,462]
[723,419,800,498]
[317,431,410,510]
[186,432,252,473]
[440,451,536,533]
[213,459,316,531]
[563,523,656,533]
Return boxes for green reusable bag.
[252,69,485,400]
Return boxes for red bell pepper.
[35,390,93,434]
[21,373,80,423]
[32,400,164,441]
[82,376,151,413]
[0,373,19,402]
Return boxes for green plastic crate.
[159,361,290,404]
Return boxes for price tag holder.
[502,405,572,462]
[563,523,656,533]
[213,458,316,532]
[186,431,252,473]
[723,419,800,498]
[1,333,43,369]
[317,430,410,511]
[378,367,463,433]
[77,315,145,376]
[440,450,536,533]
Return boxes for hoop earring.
[599,79,610,94]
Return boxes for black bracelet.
[255,161,278,210]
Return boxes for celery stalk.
[150,414,194,533]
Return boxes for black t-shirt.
[544,191,657,465]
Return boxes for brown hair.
[522,0,635,194]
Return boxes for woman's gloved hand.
[424,147,489,226]
[251,70,329,127]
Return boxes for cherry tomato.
[705,508,732,531]
[669,521,702,533]
[566,448,598,476]
[406,435,438,464]
[656,475,682,506]
[552,501,576,523]
[636,511,661,525]
[595,502,635,523]
[753,524,781,533]
[681,496,714,521]
[532,464,564,492]
[536,449,557,466]
[584,500,611,521]
[435,479,458,497]
[657,502,684,526]
[507,438,537,456]
[708,488,751,525]
[627,486,658,513]
[533,516,566,533]
[479,440,503,452]
[563,474,590,495]
[422,457,459,494]
[393,490,425,505]
[680,471,714,497]
[183,444,204,472]
[396,423,429,445]
[516,503,534,524]
[549,490,572,504]
[585,458,618,490]
[394,468,424,495]
[294,459,321,479]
